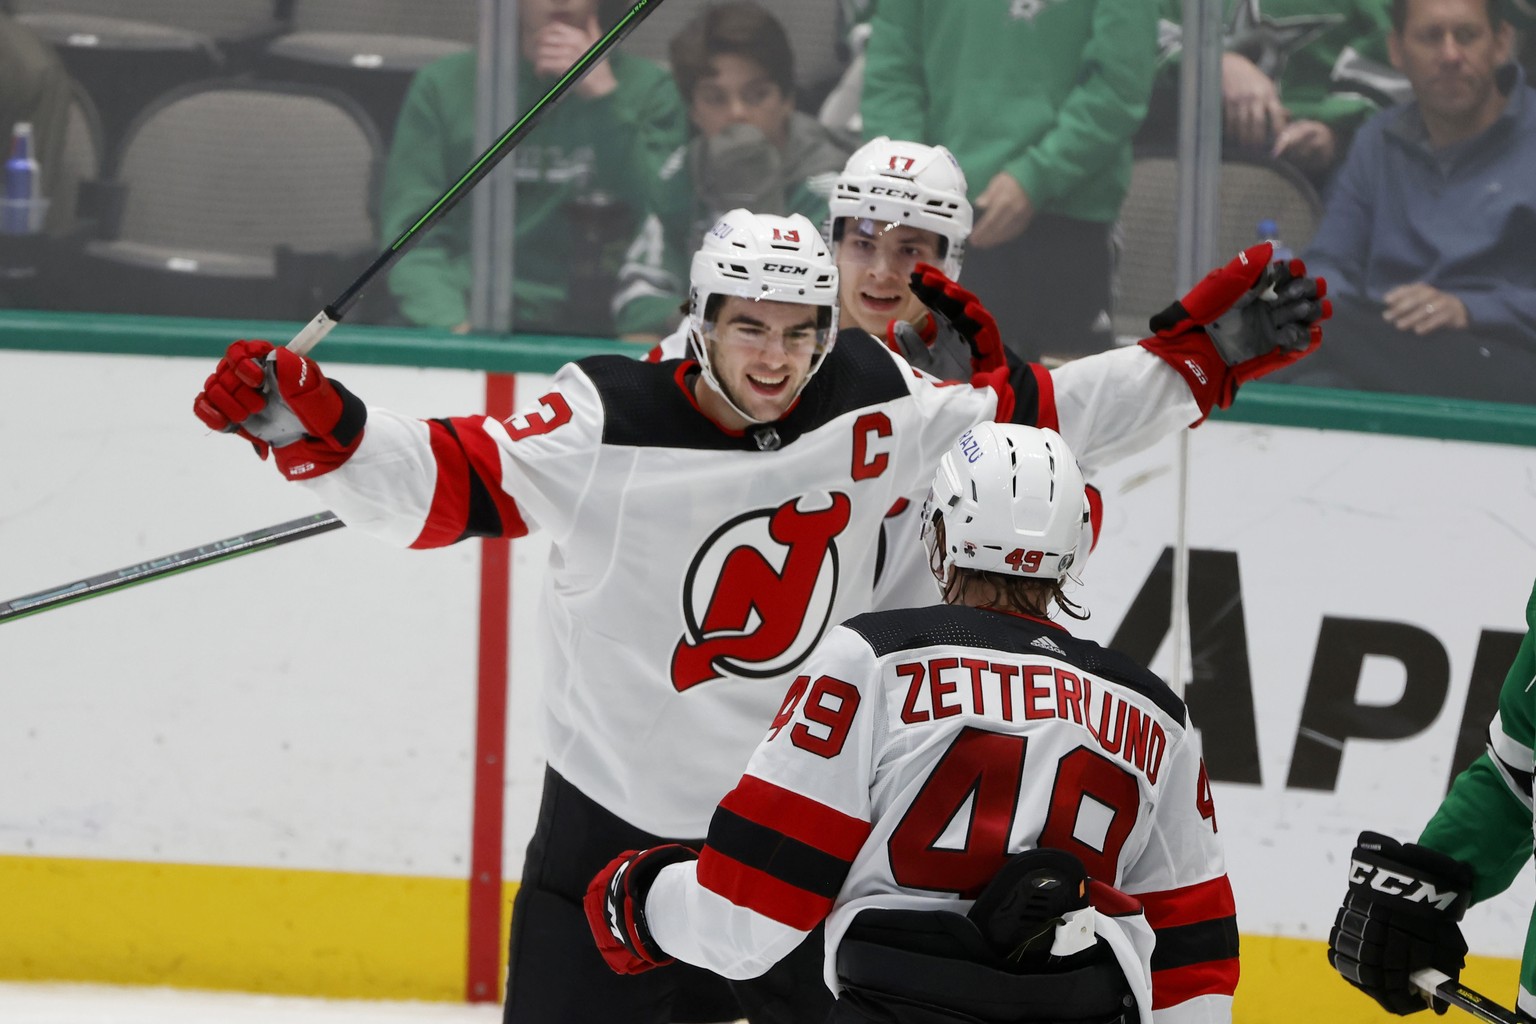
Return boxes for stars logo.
[1228,0,1343,81]
[1010,0,1046,21]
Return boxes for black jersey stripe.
[705,806,853,900]
[1149,916,1241,973]
[581,329,965,451]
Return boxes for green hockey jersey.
[1419,578,1536,1017]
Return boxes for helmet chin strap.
[691,326,822,428]
[691,325,766,425]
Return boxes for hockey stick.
[285,0,668,356]
[0,513,344,625]
[1412,968,1523,1024]
[2,2,672,626]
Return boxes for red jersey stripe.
[719,775,870,861]
[411,417,529,548]
[1142,875,1237,929]
[1084,483,1104,554]
[697,847,833,931]
[1151,957,1240,1008]
[1030,362,1059,432]
[413,419,473,549]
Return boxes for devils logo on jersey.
[671,493,853,691]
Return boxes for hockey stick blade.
[0,512,346,625]
[1412,968,1523,1024]
[287,0,670,355]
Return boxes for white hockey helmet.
[920,424,1088,589]
[829,136,973,279]
[688,209,840,423]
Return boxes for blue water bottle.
[1256,217,1293,263]
[3,122,42,235]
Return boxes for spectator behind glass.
[1144,0,1405,186]
[611,1,852,343]
[861,0,1157,364]
[1271,0,1536,403]
[378,0,685,335]
[0,12,72,235]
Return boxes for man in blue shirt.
[1278,0,1536,403]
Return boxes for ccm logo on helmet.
[761,263,810,276]
[869,186,920,200]
[1348,859,1462,911]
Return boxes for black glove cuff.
[626,845,699,959]
[326,379,368,449]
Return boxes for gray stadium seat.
[52,76,103,232]
[1113,153,1324,341]
[9,0,285,155]
[77,79,381,320]
[263,0,475,73]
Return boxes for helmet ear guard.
[829,136,973,279]
[687,209,840,424]
[920,424,1089,595]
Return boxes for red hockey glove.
[1139,242,1331,419]
[1329,831,1471,1016]
[884,262,1008,380]
[193,340,366,480]
[584,845,699,976]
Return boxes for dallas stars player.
[1329,580,1536,1017]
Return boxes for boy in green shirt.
[611,1,851,341]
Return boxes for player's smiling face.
[701,296,821,427]
[835,218,945,334]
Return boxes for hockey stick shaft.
[7,4,673,623]
[1413,969,1523,1024]
[0,513,345,625]
[287,0,669,355]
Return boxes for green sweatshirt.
[1155,0,1396,138]
[613,110,850,337]
[380,49,685,332]
[861,0,1157,224]
[1419,578,1536,1016]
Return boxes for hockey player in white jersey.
[194,207,1297,1024]
[656,136,1332,611]
[587,423,1235,1024]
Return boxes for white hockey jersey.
[306,328,1193,837]
[650,324,1202,611]
[644,604,1236,1024]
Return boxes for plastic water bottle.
[3,121,42,235]
[1256,218,1293,263]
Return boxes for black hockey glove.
[1196,258,1329,366]
[886,263,1008,380]
[584,844,699,975]
[1328,831,1473,1016]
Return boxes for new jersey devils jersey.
[653,325,1202,611]
[644,604,1236,1024]
[309,331,1026,835]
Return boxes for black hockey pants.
[502,766,833,1024]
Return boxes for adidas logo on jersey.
[1031,635,1067,657]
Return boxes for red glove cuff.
[1138,330,1232,423]
[1149,242,1274,335]
[271,437,360,480]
